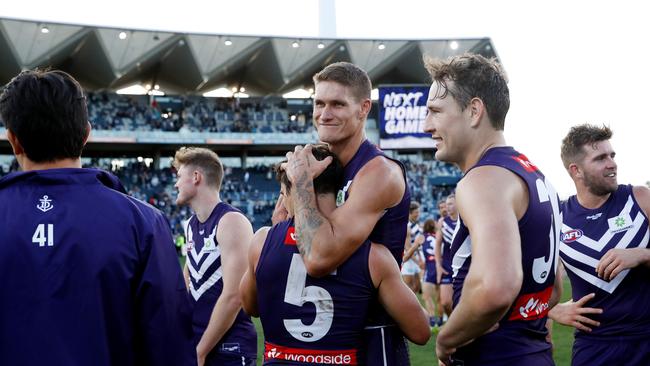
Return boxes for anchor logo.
[37,195,54,212]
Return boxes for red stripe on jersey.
[284,226,297,245]
[508,286,553,321]
[264,342,357,365]
[511,154,538,173]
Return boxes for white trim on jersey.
[188,250,222,280]
[562,196,636,252]
[190,267,224,301]
[561,229,649,294]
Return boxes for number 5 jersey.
[256,218,374,365]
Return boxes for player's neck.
[329,129,366,166]
[191,190,222,223]
[449,213,458,220]
[459,132,506,173]
[575,187,611,210]
[19,157,82,171]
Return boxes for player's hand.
[548,293,602,332]
[435,341,456,366]
[271,193,289,225]
[436,265,448,284]
[596,248,650,280]
[282,144,332,184]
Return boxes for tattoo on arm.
[293,170,324,261]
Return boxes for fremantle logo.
[37,195,54,212]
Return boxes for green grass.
[179,257,575,365]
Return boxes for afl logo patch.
[561,229,583,243]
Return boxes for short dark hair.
[275,144,343,195]
[560,124,613,169]
[173,147,224,189]
[423,218,436,234]
[0,69,89,162]
[313,62,371,102]
[424,53,509,130]
[409,201,420,212]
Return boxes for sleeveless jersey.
[186,202,257,358]
[450,147,561,363]
[421,232,437,274]
[336,139,411,365]
[440,216,457,274]
[0,168,194,366]
[560,184,650,339]
[337,139,410,264]
[256,218,374,365]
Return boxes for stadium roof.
[0,17,497,96]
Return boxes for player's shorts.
[423,267,437,284]
[205,352,256,366]
[400,259,420,275]
[439,269,452,285]
[573,336,650,366]
[361,324,410,366]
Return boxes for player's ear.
[6,129,24,156]
[468,97,485,128]
[82,121,92,146]
[568,163,582,179]
[193,170,201,185]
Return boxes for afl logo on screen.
[561,229,583,243]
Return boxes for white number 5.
[283,254,334,342]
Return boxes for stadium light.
[317,42,325,49]
[116,84,148,95]
[224,38,233,46]
[154,85,160,90]
[377,42,386,50]
[450,41,459,50]
[40,25,49,34]
[291,40,300,48]
[203,87,234,98]
[119,31,128,40]
[282,88,311,99]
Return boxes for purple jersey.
[560,184,650,340]
[441,216,457,275]
[186,202,257,359]
[450,147,561,364]
[338,139,410,264]
[0,168,194,366]
[422,233,438,284]
[256,219,374,365]
[338,139,411,366]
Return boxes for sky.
[2,0,649,197]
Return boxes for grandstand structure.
[0,16,493,231]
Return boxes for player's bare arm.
[370,243,430,345]
[403,232,422,262]
[436,166,526,362]
[240,227,270,317]
[196,212,253,363]
[596,186,650,280]
[285,145,405,277]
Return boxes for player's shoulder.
[359,155,404,182]
[632,185,650,217]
